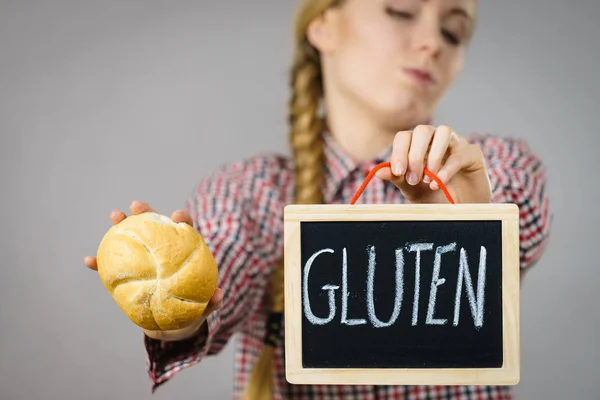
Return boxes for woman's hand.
[84,200,223,341]
[376,125,492,204]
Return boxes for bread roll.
[96,212,219,331]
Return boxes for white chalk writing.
[426,242,457,325]
[302,242,489,329]
[366,246,404,328]
[303,248,338,325]
[453,246,487,329]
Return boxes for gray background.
[1,0,598,399]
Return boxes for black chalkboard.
[299,220,502,369]
[283,203,520,386]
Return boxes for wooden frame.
[283,203,520,386]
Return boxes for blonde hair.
[242,1,343,399]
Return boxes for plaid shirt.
[145,131,552,399]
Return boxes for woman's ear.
[306,10,339,53]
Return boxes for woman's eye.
[385,7,414,19]
[441,29,461,45]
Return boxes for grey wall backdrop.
[1,0,598,399]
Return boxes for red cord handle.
[349,161,455,205]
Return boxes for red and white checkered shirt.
[145,131,552,399]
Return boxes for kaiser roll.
[96,211,219,331]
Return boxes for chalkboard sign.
[283,203,520,386]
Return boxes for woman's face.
[310,0,477,130]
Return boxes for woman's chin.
[374,99,432,131]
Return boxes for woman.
[85,0,551,399]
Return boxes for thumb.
[375,165,410,190]
[203,287,224,315]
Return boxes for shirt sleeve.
[474,134,553,271]
[143,158,280,392]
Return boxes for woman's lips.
[403,67,435,87]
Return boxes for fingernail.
[408,172,418,185]
[431,181,439,190]
[423,175,431,183]
[393,163,404,175]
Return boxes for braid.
[289,40,325,206]
[243,1,341,398]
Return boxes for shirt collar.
[322,131,393,203]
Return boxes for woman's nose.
[411,19,444,57]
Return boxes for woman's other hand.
[84,200,223,341]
